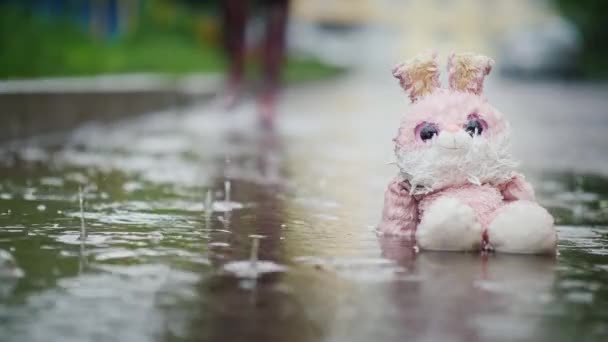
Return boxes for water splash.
[572,175,585,223]
[213,179,243,212]
[204,189,213,219]
[224,180,231,203]
[222,234,287,279]
[78,186,87,242]
[218,211,231,229]
[249,234,262,267]
[0,249,24,279]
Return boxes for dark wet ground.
[1,74,608,342]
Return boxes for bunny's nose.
[437,130,472,150]
[445,124,461,133]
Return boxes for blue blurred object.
[106,0,119,38]
[1,0,140,39]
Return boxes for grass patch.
[0,5,344,81]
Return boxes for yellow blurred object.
[292,0,555,58]
[151,0,177,26]
[196,17,221,46]
[292,0,375,26]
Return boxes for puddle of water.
[0,103,607,342]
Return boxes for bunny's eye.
[419,123,438,142]
[465,119,483,136]
[465,115,487,137]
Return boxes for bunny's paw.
[486,201,556,254]
[416,197,483,251]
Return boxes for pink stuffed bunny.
[379,52,557,254]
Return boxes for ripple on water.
[58,151,213,187]
[565,291,594,304]
[222,260,288,279]
[5,264,201,342]
[558,226,608,254]
[295,256,404,282]
[39,177,65,187]
[0,249,24,279]
[65,210,192,228]
[209,242,230,248]
[90,199,245,213]
[0,250,24,299]
[55,233,111,246]
[92,247,211,265]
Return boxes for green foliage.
[283,57,345,83]
[553,0,608,77]
[0,4,343,81]
[0,4,222,78]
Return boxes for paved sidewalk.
[0,73,221,143]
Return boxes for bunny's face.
[395,90,507,148]
[391,53,516,194]
[394,91,516,194]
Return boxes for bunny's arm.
[379,177,419,236]
[499,173,536,201]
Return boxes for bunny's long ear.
[447,52,494,95]
[392,52,440,103]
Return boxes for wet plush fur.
[379,52,557,254]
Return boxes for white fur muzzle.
[395,131,517,195]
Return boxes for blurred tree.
[175,0,221,10]
[553,0,608,76]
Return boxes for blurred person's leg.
[258,0,289,128]
[222,0,249,108]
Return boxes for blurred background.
[0,0,606,79]
[0,0,342,81]
[2,0,606,130]
[1,1,608,342]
